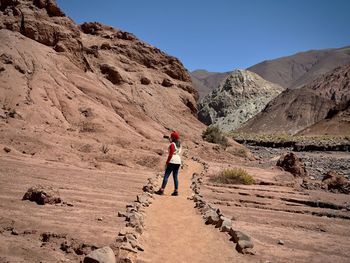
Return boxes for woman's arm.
[165,143,175,165]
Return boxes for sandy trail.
[138,160,250,263]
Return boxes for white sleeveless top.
[169,142,182,164]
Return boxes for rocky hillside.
[0,0,203,170]
[190,69,230,99]
[0,1,252,262]
[248,46,350,89]
[239,64,350,135]
[197,69,283,131]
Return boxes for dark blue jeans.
[161,163,180,191]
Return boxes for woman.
[155,131,182,196]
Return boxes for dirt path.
[138,160,251,263]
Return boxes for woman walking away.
[155,131,182,196]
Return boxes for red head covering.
[170,131,180,140]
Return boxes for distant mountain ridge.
[190,46,350,98]
[248,46,350,89]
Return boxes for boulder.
[3,146,11,153]
[204,209,220,225]
[142,184,154,193]
[83,246,116,263]
[140,77,151,85]
[22,185,61,205]
[118,227,138,239]
[216,216,232,232]
[46,0,65,17]
[100,64,124,85]
[229,229,251,243]
[236,240,254,254]
[127,212,144,228]
[161,78,173,87]
[322,171,350,194]
[276,152,307,177]
[136,194,149,206]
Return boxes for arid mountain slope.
[198,69,283,131]
[0,1,211,260]
[190,69,230,99]
[191,46,350,98]
[248,46,350,88]
[239,64,350,135]
[0,0,203,170]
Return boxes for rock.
[118,227,138,239]
[204,209,220,225]
[142,184,154,194]
[100,64,124,85]
[236,240,254,254]
[119,242,138,253]
[229,229,251,243]
[117,248,137,263]
[216,216,232,232]
[276,152,307,177]
[81,22,103,35]
[3,146,11,153]
[97,217,103,221]
[278,240,284,245]
[22,185,61,205]
[136,194,149,206]
[140,77,151,85]
[128,239,144,251]
[46,0,65,17]
[101,42,111,50]
[11,228,18,235]
[83,246,116,263]
[161,78,173,87]
[322,171,350,194]
[33,0,46,9]
[127,212,144,228]
[54,42,66,52]
[116,31,136,41]
[118,211,129,218]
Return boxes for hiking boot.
[155,189,164,195]
[171,191,178,196]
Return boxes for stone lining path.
[138,160,252,263]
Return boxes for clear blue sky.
[57,0,350,72]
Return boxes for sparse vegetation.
[101,144,109,154]
[227,147,249,158]
[230,132,350,144]
[79,121,98,133]
[8,108,16,118]
[210,168,255,185]
[202,125,229,147]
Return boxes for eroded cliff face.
[197,69,283,132]
[0,0,202,169]
[239,64,350,135]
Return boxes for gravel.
[248,146,350,180]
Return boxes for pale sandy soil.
[0,154,154,262]
[199,161,350,263]
[138,160,256,263]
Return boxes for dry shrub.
[211,168,254,185]
[101,144,109,154]
[202,126,228,147]
[79,121,98,132]
[227,147,249,158]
